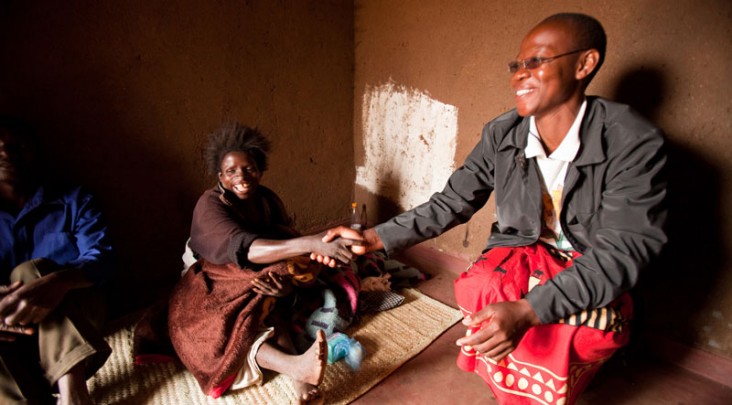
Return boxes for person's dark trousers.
[0,259,111,404]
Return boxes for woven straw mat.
[87,288,461,404]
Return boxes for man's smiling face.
[510,22,584,119]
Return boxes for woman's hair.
[204,122,271,176]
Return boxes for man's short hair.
[542,13,607,83]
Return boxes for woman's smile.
[219,151,262,200]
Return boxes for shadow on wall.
[38,121,201,319]
[0,116,197,319]
[611,66,726,348]
[371,169,406,227]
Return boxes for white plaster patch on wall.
[356,81,457,210]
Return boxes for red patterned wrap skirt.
[454,244,633,405]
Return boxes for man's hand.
[309,226,368,266]
[0,273,70,328]
[455,299,540,361]
[305,229,364,267]
[0,281,35,341]
[311,226,384,265]
[0,281,22,299]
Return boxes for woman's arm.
[189,189,266,267]
[248,229,363,266]
[191,188,363,267]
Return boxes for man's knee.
[454,250,528,307]
[10,259,59,284]
[455,257,506,293]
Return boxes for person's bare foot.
[296,384,323,405]
[293,329,327,404]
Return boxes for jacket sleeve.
[375,127,496,255]
[525,123,668,323]
[67,187,115,287]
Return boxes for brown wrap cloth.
[167,259,291,396]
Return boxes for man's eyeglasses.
[507,49,587,73]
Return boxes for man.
[321,12,667,404]
[0,117,114,404]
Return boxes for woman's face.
[218,151,262,200]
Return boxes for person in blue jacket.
[0,117,114,404]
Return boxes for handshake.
[310,226,381,266]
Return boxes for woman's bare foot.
[296,384,323,405]
[255,329,327,403]
[293,329,327,404]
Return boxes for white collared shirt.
[525,100,587,250]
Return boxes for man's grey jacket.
[375,96,668,323]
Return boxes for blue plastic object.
[327,332,364,370]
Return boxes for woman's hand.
[311,226,382,266]
[252,273,293,297]
[248,228,363,266]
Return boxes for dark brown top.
[189,183,292,267]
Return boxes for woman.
[168,123,360,403]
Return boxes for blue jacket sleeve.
[66,188,115,287]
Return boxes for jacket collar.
[13,183,65,222]
[497,113,530,152]
[499,96,607,167]
[572,96,606,167]
[525,99,586,161]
